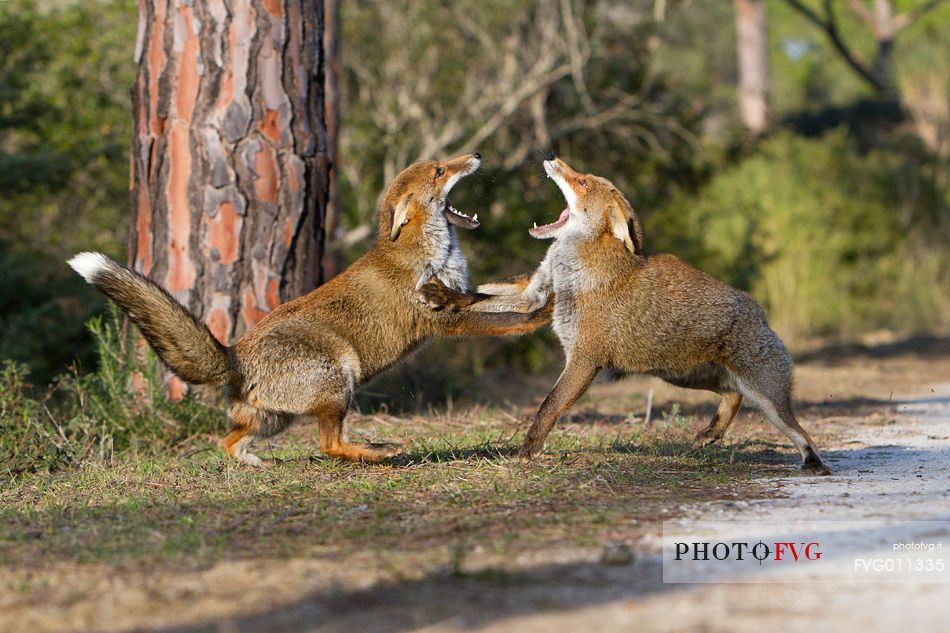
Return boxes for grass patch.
[0,409,793,571]
[0,308,221,477]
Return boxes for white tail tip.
[67,252,111,283]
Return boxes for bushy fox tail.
[68,252,236,386]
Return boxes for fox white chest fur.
[420,214,470,292]
[546,239,586,355]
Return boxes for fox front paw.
[415,276,473,312]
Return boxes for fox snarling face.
[531,156,646,259]
[380,153,482,243]
[378,153,483,290]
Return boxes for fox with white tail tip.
[68,252,235,386]
[69,154,551,467]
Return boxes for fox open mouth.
[443,199,480,229]
[529,207,569,238]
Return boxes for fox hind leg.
[312,395,406,463]
[222,427,262,467]
[694,391,743,447]
[222,401,293,467]
[659,363,742,448]
[730,371,829,475]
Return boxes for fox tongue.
[540,207,569,227]
[529,207,570,238]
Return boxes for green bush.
[0,0,136,385]
[0,309,221,478]
[653,130,950,340]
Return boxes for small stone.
[600,541,634,566]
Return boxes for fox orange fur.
[69,154,550,467]
[422,156,829,474]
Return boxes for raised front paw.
[414,276,473,311]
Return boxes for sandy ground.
[4,338,950,632]
[492,381,950,633]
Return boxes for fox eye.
[435,167,445,177]
[579,179,588,188]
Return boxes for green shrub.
[0,309,221,478]
[653,130,950,340]
[0,0,136,385]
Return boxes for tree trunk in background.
[734,0,769,134]
[322,0,341,279]
[129,0,332,396]
[869,0,897,98]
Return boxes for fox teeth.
[447,205,477,221]
[533,221,537,228]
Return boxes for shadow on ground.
[795,334,950,363]
[139,500,950,633]
[142,555,672,633]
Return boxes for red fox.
[69,153,550,467]
[420,156,829,475]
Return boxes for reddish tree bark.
[129,0,332,394]
[322,0,342,279]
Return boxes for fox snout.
[531,155,585,239]
[543,156,585,192]
[543,156,590,215]
[441,152,482,183]
[440,153,481,230]
[432,153,481,203]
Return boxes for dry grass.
[0,405,796,573]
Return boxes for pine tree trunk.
[734,0,770,134]
[322,0,342,279]
[129,0,331,394]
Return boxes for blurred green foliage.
[0,0,135,384]
[654,129,949,340]
[0,0,948,400]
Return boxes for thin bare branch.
[340,1,693,214]
[459,63,574,155]
[560,0,595,113]
[893,0,949,32]
[781,0,828,28]
[842,0,878,33]
[782,0,888,94]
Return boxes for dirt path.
[167,381,950,633]
[496,381,950,633]
[3,342,949,632]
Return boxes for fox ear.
[608,198,645,259]
[389,194,414,241]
